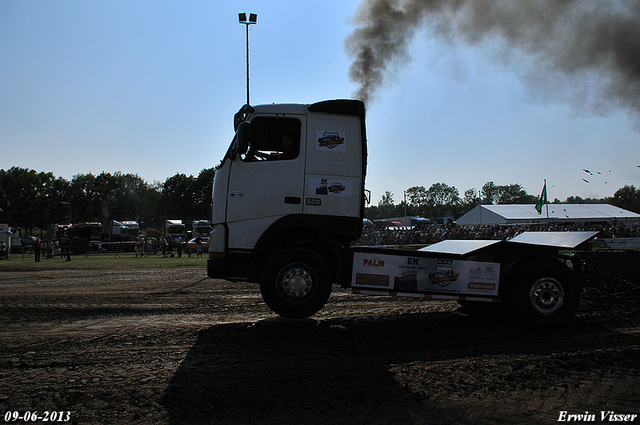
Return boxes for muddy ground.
[1,266,639,424]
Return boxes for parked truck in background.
[0,224,14,257]
[66,222,102,254]
[122,221,141,240]
[100,220,138,252]
[51,223,71,242]
[207,99,596,328]
[164,220,187,241]
[192,220,212,239]
[103,220,130,242]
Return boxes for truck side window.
[243,117,301,162]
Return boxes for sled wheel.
[507,258,580,328]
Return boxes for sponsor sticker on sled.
[351,251,500,296]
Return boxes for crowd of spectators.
[353,221,640,247]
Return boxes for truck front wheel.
[259,247,332,319]
[506,258,580,328]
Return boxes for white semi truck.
[164,220,187,241]
[103,220,130,242]
[192,220,212,239]
[207,99,596,328]
[0,224,14,257]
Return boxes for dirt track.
[1,266,639,424]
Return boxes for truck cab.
[191,220,212,239]
[208,99,367,317]
[165,220,187,241]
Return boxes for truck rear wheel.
[506,258,579,328]
[259,247,332,319]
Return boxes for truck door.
[303,114,363,219]
[226,115,306,249]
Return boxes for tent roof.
[455,204,640,226]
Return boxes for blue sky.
[1,0,638,204]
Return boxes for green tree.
[376,191,396,218]
[68,173,100,222]
[192,168,216,219]
[611,185,640,214]
[364,204,381,220]
[141,181,163,227]
[379,191,394,207]
[405,186,428,217]
[0,167,49,235]
[162,173,196,220]
[565,195,584,204]
[481,181,500,205]
[497,183,536,204]
[40,173,71,226]
[460,188,481,215]
[427,182,460,218]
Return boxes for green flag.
[535,180,547,215]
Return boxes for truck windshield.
[216,116,302,167]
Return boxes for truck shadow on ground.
[160,310,637,425]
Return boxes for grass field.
[0,251,207,271]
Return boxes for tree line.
[0,167,215,236]
[367,181,640,220]
[2,167,639,236]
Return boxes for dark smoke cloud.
[345,0,640,123]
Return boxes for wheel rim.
[529,277,564,315]
[277,263,314,301]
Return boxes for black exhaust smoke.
[345,0,640,126]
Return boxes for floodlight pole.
[403,191,407,224]
[244,22,250,105]
[239,13,257,106]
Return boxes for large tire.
[506,258,580,329]
[259,247,332,319]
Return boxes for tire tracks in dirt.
[1,267,639,424]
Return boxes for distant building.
[455,204,640,226]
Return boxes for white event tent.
[455,204,640,226]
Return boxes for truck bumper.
[207,257,227,279]
[207,251,254,282]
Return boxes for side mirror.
[234,104,254,131]
[235,121,252,157]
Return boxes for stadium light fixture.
[238,13,257,105]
